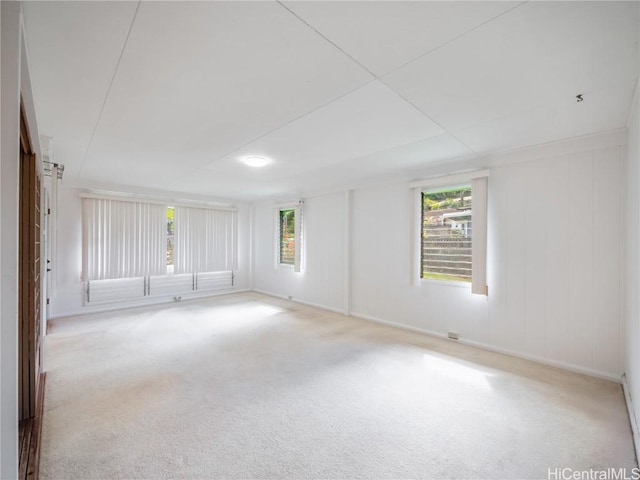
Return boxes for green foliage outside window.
[280,209,295,265]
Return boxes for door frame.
[18,100,43,421]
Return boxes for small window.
[279,209,295,265]
[166,206,175,274]
[421,187,472,283]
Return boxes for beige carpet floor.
[40,292,636,479]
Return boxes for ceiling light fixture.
[242,156,270,167]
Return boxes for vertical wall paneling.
[593,148,621,375]
[624,95,639,447]
[344,190,351,316]
[524,161,547,357]
[250,141,624,379]
[544,157,571,364]
[253,193,345,312]
[568,153,595,369]
[487,166,508,348]
[504,163,528,354]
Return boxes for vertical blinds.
[82,198,166,281]
[174,206,237,274]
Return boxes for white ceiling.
[23,1,639,202]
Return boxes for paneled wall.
[485,147,623,375]
[253,192,346,312]
[252,140,626,380]
[625,96,639,442]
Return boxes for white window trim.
[470,176,488,295]
[274,201,303,272]
[408,170,489,190]
[410,170,488,294]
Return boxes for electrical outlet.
[448,332,459,340]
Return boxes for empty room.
[1,1,639,479]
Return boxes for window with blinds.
[82,194,238,305]
[173,206,237,274]
[81,197,167,281]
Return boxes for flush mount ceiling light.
[242,156,270,167]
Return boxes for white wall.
[0,4,21,477]
[625,92,639,447]
[350,182,489,338]
[253,192,346,312]
[354,146,624,379]
[52,186,252,317]
[252,136,627,381]
[1,3,43,477]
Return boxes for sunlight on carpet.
[40,292,636,479]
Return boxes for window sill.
[420,278,471,289]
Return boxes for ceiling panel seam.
[379,1,528,79]
[76,0,141,178]
[276,0,377,79]
[190,78,378,175]
[272,134,475,184]
[379,79,479,156]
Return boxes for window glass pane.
[280,209,295,265]
[167,207,175,266]
[421,188,472,282]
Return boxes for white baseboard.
[460,338,621,384]
[49,289,251,320]
[623,374,640,462]
[252,289,345,315]
[51,288,622,385]
[350,311,451,341]
[350,311,622,384]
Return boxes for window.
[173,206,237,274]
[275,201,303,272]
[82,195,238,304]
[81,196,166,281]
[421,187,472,283]
[167,206,175,274]
[279,209,295,265]
[412,173,488,295]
